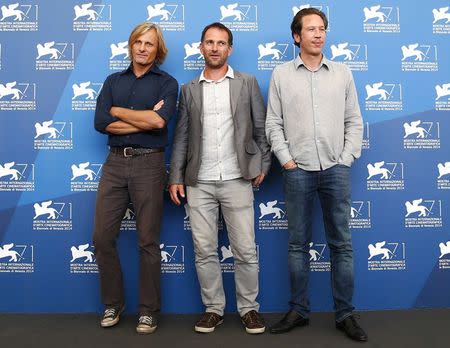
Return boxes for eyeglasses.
[202,40,229,48]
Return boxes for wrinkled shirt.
[266,55,363,170]
[94,64,178,148]
[197,66,242,181]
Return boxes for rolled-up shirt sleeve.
[155,76,179,123]
[94,75,116,134]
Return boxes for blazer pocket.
[245,140,259,154]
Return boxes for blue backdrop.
[0,0,449,314]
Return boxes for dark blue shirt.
[94,64,178,148]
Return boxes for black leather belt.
[110,147,164,157]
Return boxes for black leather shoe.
[270,310,309,334]
[336,315,368,342]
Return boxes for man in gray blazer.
[169,22,270,334]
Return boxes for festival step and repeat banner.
[0,0,449,313]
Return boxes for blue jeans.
[282,164,354,322]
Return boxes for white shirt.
[197,66,242,181]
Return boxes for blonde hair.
[128,22,168,64]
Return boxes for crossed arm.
[94,74,179,136]
[105,100,165,135]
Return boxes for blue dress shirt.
[94,64,178,148]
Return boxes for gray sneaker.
[136,315,157,334]
[100,306,124,328]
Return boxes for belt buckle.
[123,147,133,157]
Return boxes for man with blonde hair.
[93,22,178,334]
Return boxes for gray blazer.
[169,71,271,187]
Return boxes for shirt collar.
[120,63,163,76]
[199,65,234,83]
[294,54,330,71]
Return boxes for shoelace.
[139,316,153,325]
[244,311,259,325]
[203,313,219,324]
[104,308,117,318]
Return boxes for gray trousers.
[186,178,260,316]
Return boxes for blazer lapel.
[189,78,203,123]
[229,74,243,117]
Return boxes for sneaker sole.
[194,319,223,333]
[100,307,124,328]
[136,325,157,334]
[245,326,266,334]
[101,317,119,328]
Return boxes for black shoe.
[136,314,157,334]
[270,310,309,334]
[100,305,124,328]
[336,315,368,342]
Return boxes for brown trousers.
[93,151,165,314]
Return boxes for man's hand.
[153,99,164,111]
[109,100,164,119]
[168,184,185,205]
[109,106,122,118]
[252,173,266,187]
[283,160,297,170]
